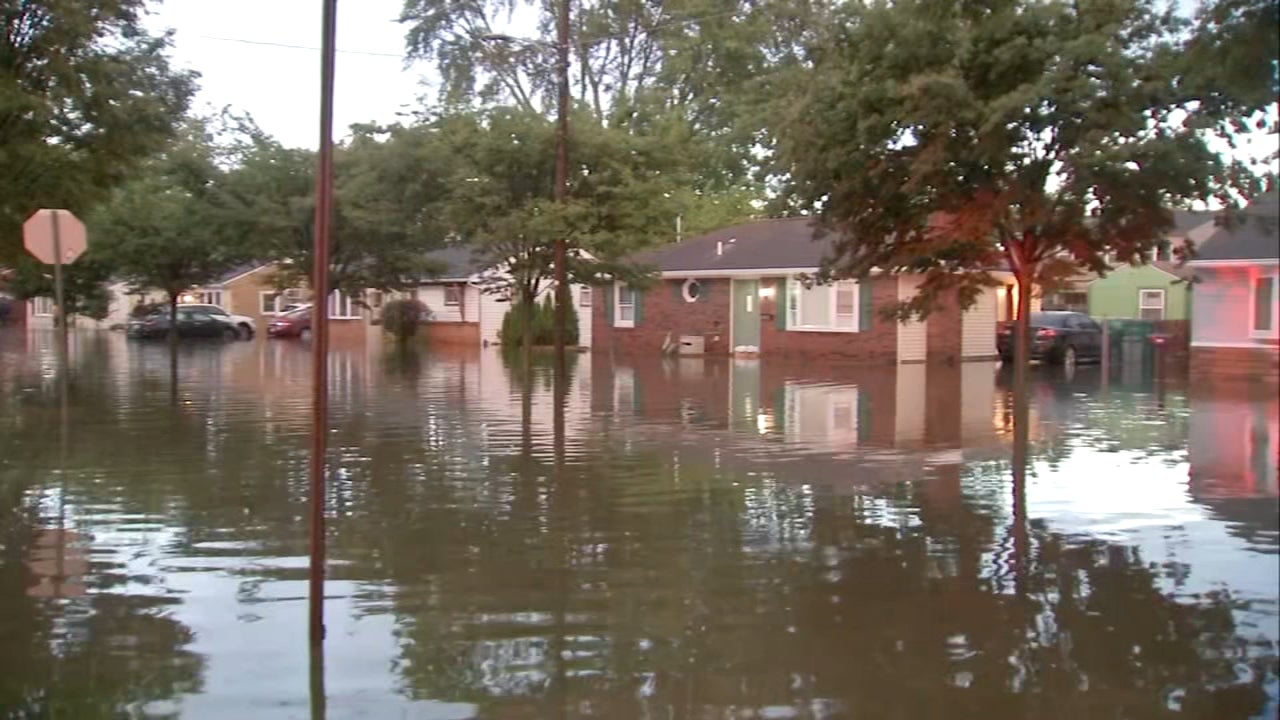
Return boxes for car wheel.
[1060,344,1077,368]
[237,323,254,340]
[223,326,240,341]
[299,328,312,342]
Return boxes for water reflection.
[0,330,1275,718]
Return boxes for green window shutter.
[673,280,684,301]
[698,280,710,302]
[634,288,644,325]
[776,277,788,330]
[859,280,874,332]
[604,283,614,325]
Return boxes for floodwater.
[0,330,1276,719]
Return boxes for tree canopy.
[0,0,195,262]
[776,0,1270,325]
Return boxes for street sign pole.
[51,210,66,352]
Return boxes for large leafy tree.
[0,0,196,262]
[398,0,828,190]
[432,107,685,350]
[92,121,252,341]
[225,125,450,301]
[776,0,1271,375]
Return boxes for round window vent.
[681,278,702,303]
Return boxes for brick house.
[593,217,1005,363]
[1189,191,1279,383]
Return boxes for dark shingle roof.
[423,246,487,280]
[212,262,271,285]
[1170,210,1215,237]
[639,217,829,272]
[1194,191,1280,262]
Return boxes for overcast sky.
[145,0,433,149]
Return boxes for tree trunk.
[521,286,534,374]
[1013,272,1033,399]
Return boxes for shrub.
[499,293,579,348]
[381,298,430,341]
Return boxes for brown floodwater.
[0,330,1276,719]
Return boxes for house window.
[579,287,591,307]
[444,285,461,307]
[196,290,224,308]
[260,291,282,315]
[788,279,858,332]
[615,284,635,328]
[1253,275,1278,338]
[1138,289,1165,321]
[32,296,54,316]
[328,290,359,319]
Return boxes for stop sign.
[23,209,87,265]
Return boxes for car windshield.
[1030,312,1073,328]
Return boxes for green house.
[1087,262,1190,321]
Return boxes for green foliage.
[7,255,111,321]
[0,0,196,262]
[776,0,1268,322]
[1182,0,1280,118]
[499,294,579,348]
[90,119,252,303]
[381,298,431,341]
[224,123,450,298]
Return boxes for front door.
[731,279,761,350]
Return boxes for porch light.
[759,285,777,299]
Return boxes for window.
[1138,289,1165,321]
[32,296,54,316]
[787,279,858,332]
[260,291,282,315]
[1253,275,1278,338]
[444,285,461,307]
[328,290,359,319]
[681,278,702,303]
[615,284,635,328]
[196,290,223,308]
[579,287,591,307]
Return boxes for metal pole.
[552,0,571,369]
[309,0,338,648]
[51,210,66,353]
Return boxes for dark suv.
[998,311,1103,366]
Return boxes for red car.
[267,305,312,340]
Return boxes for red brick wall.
[594,279,733,355]
[926,287,963,364]
[759,275,899,363]
[424,321,480,346]
[1190,346,1279,384]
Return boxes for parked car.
[997,311,1103,366]
[178,303,255,339]
[267,304,312,340]
[127,308,243,340]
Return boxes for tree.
[226,125,451,302]
[775,0,1270,379]
[1182,0,1280,120]
[6,255,111,322]
[432,107,682,355]
[92,121,251,343]
[398,0,828,191]
[0,0,196,262]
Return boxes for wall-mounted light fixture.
[758,285,777,299]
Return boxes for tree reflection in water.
[0,334,1273,718]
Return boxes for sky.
[144,0,433,149]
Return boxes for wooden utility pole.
[552,0,571,368]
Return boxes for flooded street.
[0,330,1276,719]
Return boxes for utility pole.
[552,0,571,369]
[309,0,338,650]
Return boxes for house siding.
[1191,267,1258,346]
[897,276,928,363]
[596,278,734,355]
[961,287,999,359]
[1088,264,1188,320]
[925,287,963,364]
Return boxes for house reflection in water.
[1189,391,1279,499]
[25,528,88,599]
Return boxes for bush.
[381,298,430,341]
[499,293,579,348]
